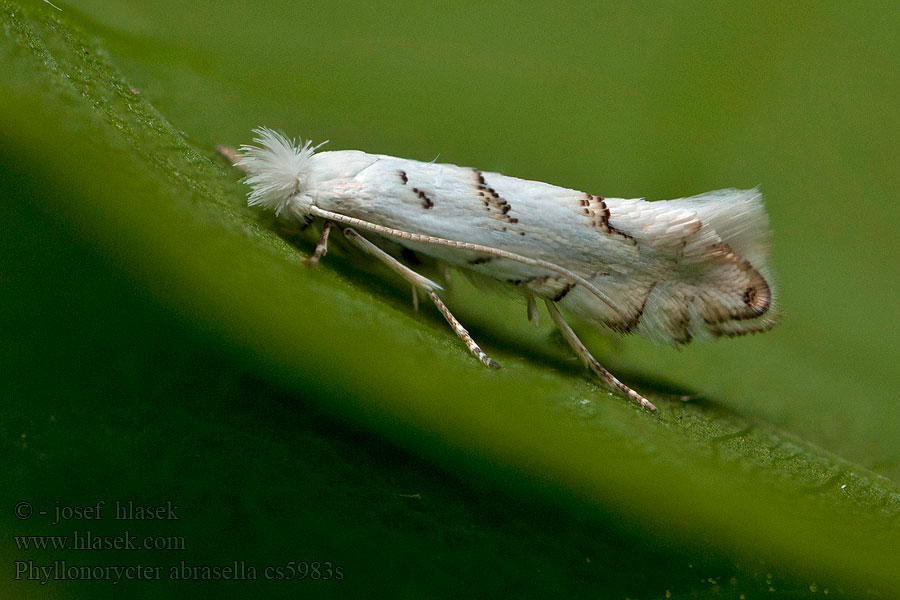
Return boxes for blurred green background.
[3,0,899,597]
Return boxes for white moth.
[227,128,777,412]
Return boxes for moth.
[223,128,777,411]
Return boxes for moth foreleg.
[303,221,332,267]
[544,300,657,412]
[342,228,499,370]
[342,228,442,292]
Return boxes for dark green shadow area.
[3,2,900,598]
[1,174,731,599]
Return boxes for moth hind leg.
[544,300,657,412]
[342,227,499,370]
[425,289,500,370]
[525,293,539,326]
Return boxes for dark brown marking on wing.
[709,318,777,339]
[412,186,434,209]
[581,193,637,245]
[507,275,572,299]
[670,291,697,344]
[615,281,658,334]
[508,276,552,287]
[399,170,408,184]
[670,319,693,345]
[637,296,693,344]
[552,283,575,302]
[677,220,703,260]
[743,286,756,305]
[607,222,637,245]
[703,242,772,322]
[472,169,518,226]
[507,276,549,287]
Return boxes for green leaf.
[3,2,899,597]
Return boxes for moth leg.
[216,145,330,260]
[342,228,442,292]
[302,221,332,267]
[411,287,420,312]
[441,263,453,288]
[544,300,657,412]
[525,293,539,326]
[343,228,499,370]
[425,289,500,370]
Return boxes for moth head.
[237,127,326,219]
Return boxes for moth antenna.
[304,205,626,319]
